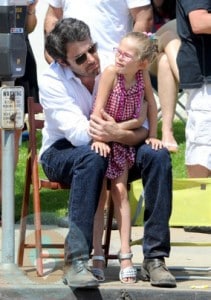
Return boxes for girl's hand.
[145,137,163,150]
[91,141,111,157]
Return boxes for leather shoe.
[141,258,176,288]
[63,259,99,288]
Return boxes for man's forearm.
[113,126,148,146]
[89,112,147,146]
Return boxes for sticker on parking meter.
[0,86,24,129]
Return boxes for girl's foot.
[118,252,137,284]
[92,255,105,282]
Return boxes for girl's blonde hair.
[123,31,158,64]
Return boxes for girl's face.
[114,37,147,74]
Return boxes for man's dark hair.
[45,18,91,64]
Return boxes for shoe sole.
[63,278,99,289]
[151,281,176,288]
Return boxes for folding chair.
[17,97,69,276]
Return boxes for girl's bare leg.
[92,178,108,280]
[111,167,135,283]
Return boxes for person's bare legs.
[111,167,136,283]
[187,165,211,178]
[157,52,179,152]
[159,33,180,81]
[155,20,181,151]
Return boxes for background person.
[176,0,211,178]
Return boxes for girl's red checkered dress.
[105,71,145,179]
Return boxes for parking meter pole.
[1,81,16,266]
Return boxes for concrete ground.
[1,225,211,299]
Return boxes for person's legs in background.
[151,19,181,152]
[185,85,211,178]
[184,85,211,233]
[157,51,179,151]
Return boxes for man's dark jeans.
[41,139,172,262]
[129,144,172,258]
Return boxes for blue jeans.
[129,144,172,259]
[40,139,108,263]
[41,139,172,262]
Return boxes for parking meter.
[0,0,27,81]
[0,0,27,268]
[0,0,27,129]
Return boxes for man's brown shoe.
[141,258,176,288]
[63,260,99,289]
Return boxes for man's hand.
[89,110,119,143]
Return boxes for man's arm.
[44,5,63,63]
[89,112,149,146]
[189,9,211,34]
[130,4,153,32]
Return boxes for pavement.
[0,224,211,299]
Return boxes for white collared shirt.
[39,62,95,157]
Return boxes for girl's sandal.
[118,252,137,284]
[92,255,105,282]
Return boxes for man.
[39,17,176,288]
[176,1,211,178]
[44,0,153,69]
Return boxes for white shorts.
[185,84,211,170]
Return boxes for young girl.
[91,32,163,283]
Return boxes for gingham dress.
[105,71,144,179]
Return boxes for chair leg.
[32,163,44,276]
[33,199,44,276]
[17,158,31,267]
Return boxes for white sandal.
[118,252,137,284]
[92,255,105,282]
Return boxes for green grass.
[14,120,186,222]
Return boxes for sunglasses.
[75,43,98,65]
